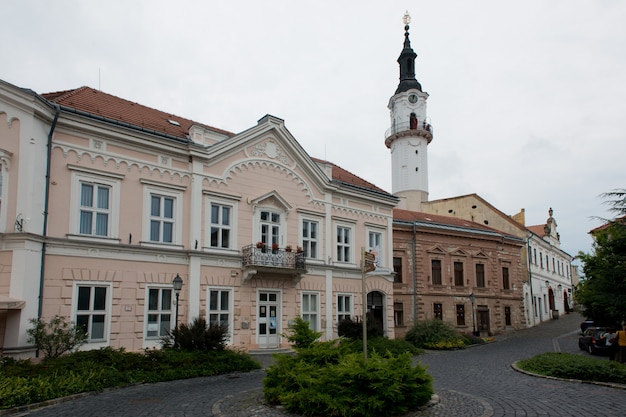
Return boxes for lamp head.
[172,274,183,293]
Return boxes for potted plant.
[285,245,292,252]
[256,242,265,251]
[296,245,303,253]
[272,243,280,253]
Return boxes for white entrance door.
[258,291,280,348]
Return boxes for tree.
[576,189,626,326]
[27,316,87,359]
[283,316,322,350]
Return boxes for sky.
[2,0,625,265]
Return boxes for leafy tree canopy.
[576,189,626,326]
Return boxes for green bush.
[283,316,322,350]
[337,313,384,340]
[26,316,87,359]
[264,342,433,417]
[517,352,626,384]
[344,337,423,356]
[0,347,260,409]
[405,318,465,349]
[162,317,229,351]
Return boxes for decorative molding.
[67,163,126,180]
[140,178,187,192]
[249,140,292,165]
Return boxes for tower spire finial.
[395,11,422,94]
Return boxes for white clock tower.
[385,12,433,212]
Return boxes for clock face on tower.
[408,94,418,104]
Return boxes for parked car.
[580,320,595,333]
[578,327,614,355]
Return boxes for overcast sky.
[3,1,625,264]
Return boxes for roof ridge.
[42,86,90,102]
[42,86,234,137]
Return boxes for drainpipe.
[37,104,60,325]
[527,241,534,327]
[412,222,418,323]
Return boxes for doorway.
[367,291,385,335]
[258,290,280,348]
[477,307,490,334]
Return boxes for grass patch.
[0,347,260,410]
[517,352,626,385]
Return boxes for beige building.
[0,80,398,357]
[421,196,573,326]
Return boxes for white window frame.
[145,285,174,341]
[69,167,122,241]
[301,292,320,332]
[335,223,353,264]
[301,217,321,260]
[142,182,183,246]
[366,228,384,267]
[337,293,352,323]
[259,209,281,246]
[207,199,236,250]
[207,287,234,343]
[79,181,111,237]
[72,282,113,349]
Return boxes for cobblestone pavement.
[9,312,626,417]
[415,312,626,417]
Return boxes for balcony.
[241,244,307,284]
[384,120,434,148]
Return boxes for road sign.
[364,251,376,272]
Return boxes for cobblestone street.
[8,312,625,417]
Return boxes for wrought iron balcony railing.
[384,120,434,140]
[241,244,307,270]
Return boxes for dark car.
[578,327,614,355]
[580,320,595,333]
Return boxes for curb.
[511,361,626,390]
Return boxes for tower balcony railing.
[384,120,434,140]
[241,244,307,283]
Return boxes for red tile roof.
[589,216,626,234]
[42,87,233,140]
[312,158,390,194]
[527,224,546,237]
[41,87,390,196]
[394,208,506,234]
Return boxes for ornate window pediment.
[472,250,489,259]
[426,245,446,255]
[249,190,292,213]
[449,248,468,257]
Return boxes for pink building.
[0,81,397,356]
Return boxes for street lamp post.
[172,274,183,334]
[470,292,479,337]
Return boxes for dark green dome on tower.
[395,12,422,94]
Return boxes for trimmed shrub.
[26,316,87,359]
[264,342,433,417]
[344,337,423,356]
[162,317,229,351]
[337,313,384,340]
[405,318,465,349]
[283,316,322,350]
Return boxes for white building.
[525,208,574,325]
